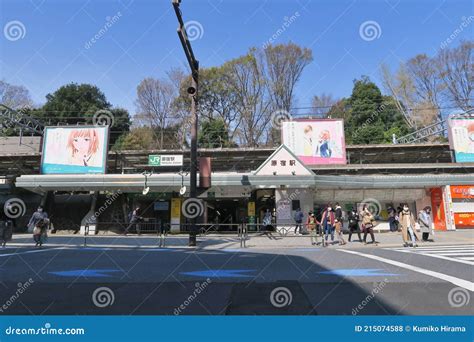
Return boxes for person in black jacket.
[347,207,362,242]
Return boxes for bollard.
[84,223,89,247]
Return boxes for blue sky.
[1,0,472,115]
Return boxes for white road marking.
[388,244,474,265]
[339,249,474,291]
[0,247,63,257]
[459,257,474,261]
[420,251,474,256]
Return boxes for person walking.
[28,206,49,247]
[293,208,304,234]
[125,207,143,235]
[334,218,346,245]
[399,204,420,247]
[334,203,343,221]
[418,206,434,242]
[347,207,362,242]
[262,209,273,231]
[306,211,319,245]
[360,205,377,245]
[321,204,335,245]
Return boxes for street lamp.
[172,0,199,246]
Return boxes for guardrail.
[82,222,346,249]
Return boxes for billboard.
[281,119,346,165]
[448,116,474,162]
[41,126,109,174]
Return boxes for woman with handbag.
[28,206,49,247]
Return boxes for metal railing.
[79,222,346,249]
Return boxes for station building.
[1,136,473,233]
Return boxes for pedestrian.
[399,204,420,247]
[387,206,398,232]
[347,207,362,242]
[0,203,13,248]
[334,218,346,245]
[306,211,319,245]
[334,203,343,221]
[28,206,49,247]
[321,204,335,245]
[360,205,377,245]
[125,206,143,235]
[262,209,273,231]
[418,206,434,242]
[293,208,304,234]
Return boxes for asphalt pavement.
[0,232,472,315]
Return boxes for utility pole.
[172,0,199,246]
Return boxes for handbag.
[33,226,41,235]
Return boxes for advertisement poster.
[447,116,474,162]
[281,119,346,165]
[41,126,109,174]
[430,187,447,231]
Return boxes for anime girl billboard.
[448,116,474,163]
[41,126,109,174]
[281,119,347,165]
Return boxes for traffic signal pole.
[172,0,199,246]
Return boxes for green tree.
[37,83,130,145]
[198,118,232,148]
[345,77,411,144]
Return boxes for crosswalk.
[387,244,474,266]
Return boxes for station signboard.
[148,155,183,167]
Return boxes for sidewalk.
[5,230,473,250]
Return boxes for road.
[0,236,472,315]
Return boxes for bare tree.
[0,80,33,109]
[261,43,313,112]
[380,64,438,127]
[405,54,444,122]
[135,77,176,149]
[437,40,473,111]
[226,52,272,147]
[311,93,338,117]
